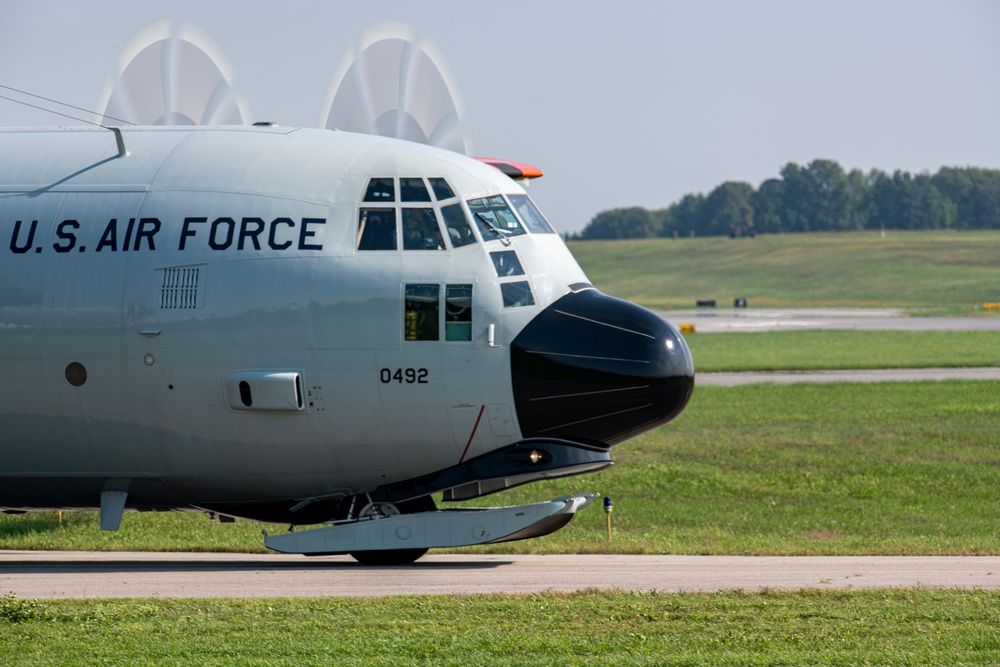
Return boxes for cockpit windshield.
[508,194,556,234]
[468,196,526,243]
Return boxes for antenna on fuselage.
[0,83,133,158]
[109,127,129,157]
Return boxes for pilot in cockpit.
[403,209,444,250]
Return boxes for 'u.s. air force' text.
[7,216,326,254]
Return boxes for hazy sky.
[2,1,998,234]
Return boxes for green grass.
[685,330,1000,371]
[2,590,998,666]
[458,381,1000,557]
[569,231,1000,310]
[4,381,997,556]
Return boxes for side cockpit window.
[445,285,472,341]
[405,284,440,341]
[357,209,397,250]
[441,203,476,248]
[404,283,473,342]
[490,250,524,277]
[508,194,556,234]
[501,281,535,308]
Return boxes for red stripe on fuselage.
[458,405,486,464]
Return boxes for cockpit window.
[405,284,440,340]
[501,281,535,308]
[429,178,455,201]
[358,177,485,252]
[357,209,397,250]
[402,208,445,250]
[445,284,473,341]
[490,251,524,277]
[400,178,432,202]
[441,203,477,248]
[508,194,556,234]
[468,196,526,243]
[364,178,395,202]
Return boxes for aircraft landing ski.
[263,494,597,556]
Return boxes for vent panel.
[159,266,202,309]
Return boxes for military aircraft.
[0,24,694,565]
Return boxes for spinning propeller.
[320,22,470,154]
[96,20,468,155]
[95,21,250,126]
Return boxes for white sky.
[2,0,998,234]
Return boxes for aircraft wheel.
[349,496,436,566]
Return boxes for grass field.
[4,381,996,556]
[3,590,998,666]
[569,231,1000,311]
[685,330,1000,371]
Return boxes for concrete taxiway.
[1,551,998,599]
[659,307,1000,385]
[661,308,1000,333]
[698,366,1000,386]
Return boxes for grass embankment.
[3,381,997,556]
[569,231,1000,311]
[3,590,998,666]
[686,330,1000,371]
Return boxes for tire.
[349,495,436,566]
[350,547,429,566]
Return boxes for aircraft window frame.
[500,281,535,308]
[400,178,432,202]
[429,178,455,201]
[468,196,526,243]
[490,250,525,277]
[364,178,396,202]
[402,208,445,251]
[445,284,473,341]
[404,284,441,341]
[441,202,478,248]
[358,177,484,252]
[357,208,398,251]
[507,194,556,234]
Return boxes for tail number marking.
[380,368,429,384]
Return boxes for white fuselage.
[0,126,590,509]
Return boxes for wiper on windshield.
[475,212,512,246]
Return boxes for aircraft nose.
[510,289,694,446]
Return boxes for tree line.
[571,161,1000,239]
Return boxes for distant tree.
[702,181,755,236]
[574,163,1000,240]
[777,162,810,231]
[579,206,658,239]
[752,178,785,233]
[967,168,1000,229]
[927,167,1000,229]
[669,193,706,237]
[869,170,953,231]
[932,167,974,229]
[846,168,870,230]
[652,207,677,237]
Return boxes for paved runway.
[1,551,998,599]
[661,308,1000,333]
[699,366,1000,386]
[659,307,1000,385]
